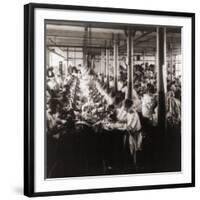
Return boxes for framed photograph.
[24,3,195,197]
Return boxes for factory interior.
[45,20,182,178]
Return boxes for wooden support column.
[156,27,167,131]
[106,48,110,89]
[170,44,173,82]
[127,30,134,99]
[59,61,63,79]
[83,26,88,67]
[113,38,119,92]
[46,48,50,69]
[64,48,69,76]
[143,50,145,63]
[101,48,104,83]
[74,48,76,66]
[91,55,95,69]
[87,25,92,68]
[66,48,69,67]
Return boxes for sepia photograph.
[45,20,182,179]
[24,3,194,196]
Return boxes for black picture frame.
[24,3,195,197]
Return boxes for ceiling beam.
[47,44,113,49]
[48,48,66,59]
[135,36,156,46]
[134,30,155,42]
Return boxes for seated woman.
[123,99,143,166]
[107,89,116,105]
[166,87,181,129]
[104,99,143,164]
[141,84,157,126]
[132,87,141,109]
